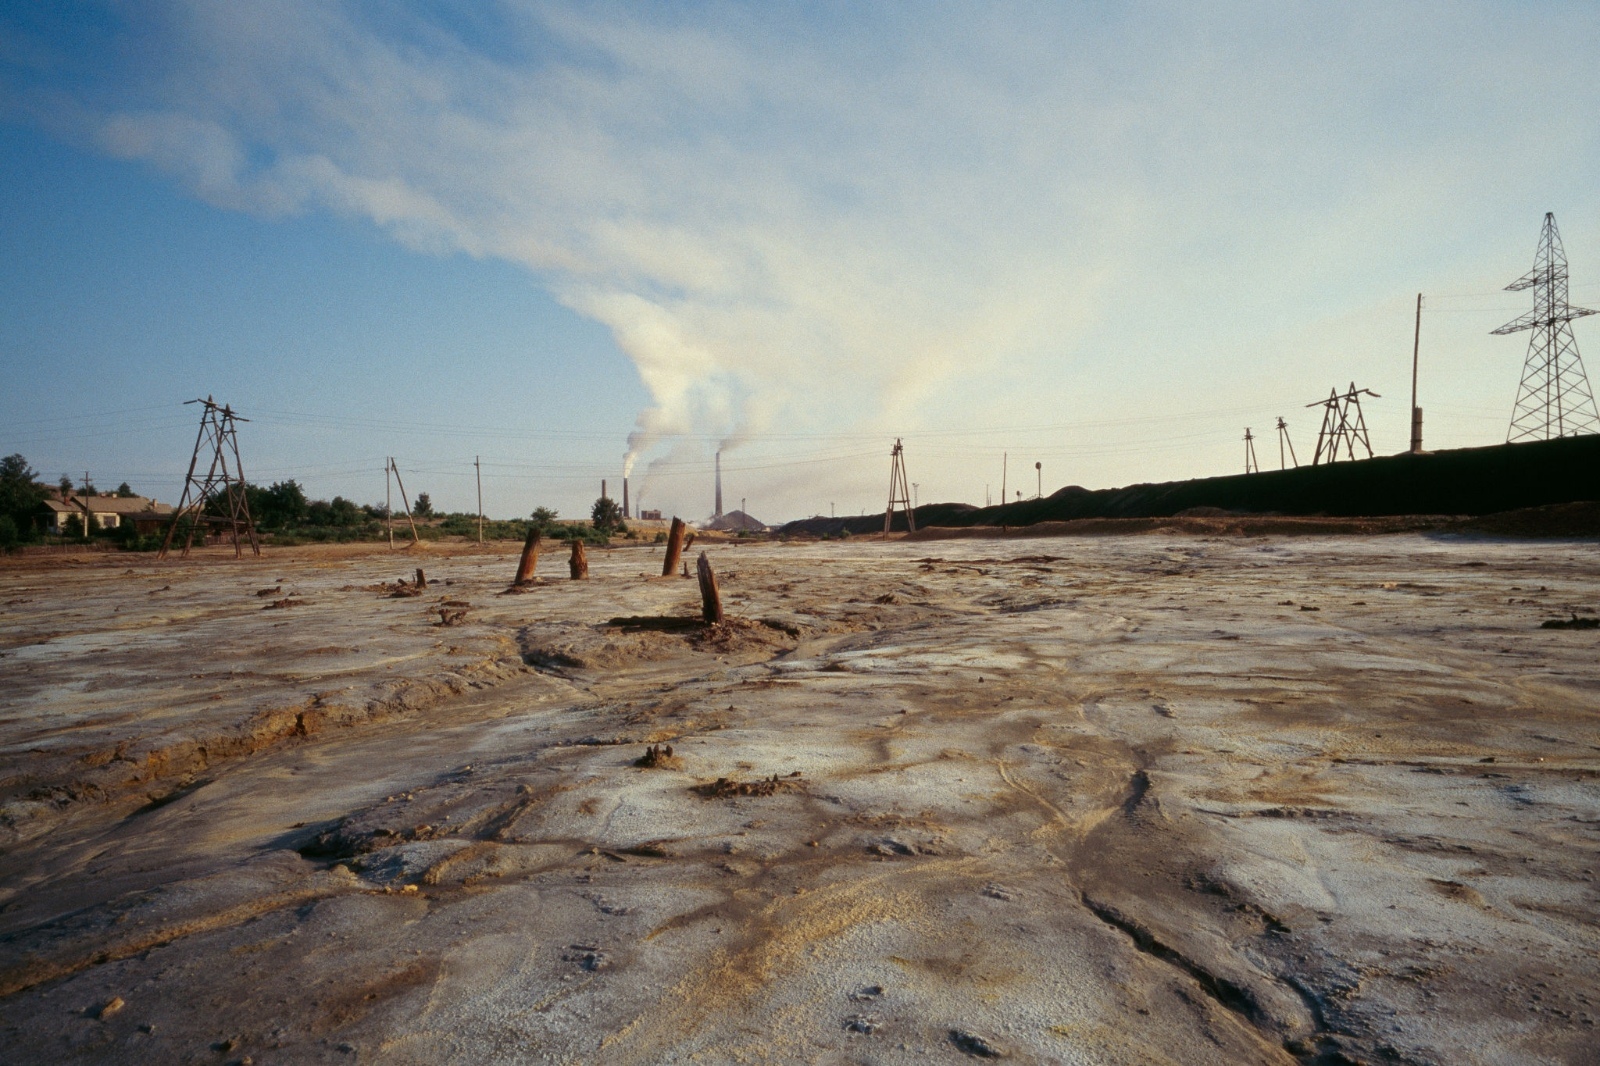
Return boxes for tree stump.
[569,538,588,579]
[697,551,724,625]
[513,528,540,586]
[414,568,427,589]
[661,517,687,577]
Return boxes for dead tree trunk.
[569,538,588,580]
[513,528,540,586]
[414,568,427,589]
[661,517,686,577]
[697,551,724,625]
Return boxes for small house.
[40,495,176,535]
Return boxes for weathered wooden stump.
[414,568,427,589]
[661,517,687,577]
[697,551,724,625]
[513,528,540,586]
[569,538,588,580]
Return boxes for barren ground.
[1,533,1597,1065]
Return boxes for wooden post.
[385,460,393,548]
[661,517,686,577]
[696,551,724,625]
[569,538,588,579]
[514,528,540,585]
[415,568,427,588]
[390,459,421,546]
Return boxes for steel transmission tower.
[159,397,260,559]
[1494,212,1600,441]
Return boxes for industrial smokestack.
[622,477,630,519]
[714,451,723,517]
[601,479,607,504]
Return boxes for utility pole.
[159,397,260,559]
[385,461,393,548]
[1276,418,1298,469]
[80,471,92,539]
[1244,429,1259,474]
[475,455,484,544]
[884,439,915,536]
[1001,452,1007,506]
[1494,212,1599,440]
[1034,461,1041,499]
[388,458,420,546]
[1410,293,1424,453]
[912,483,918,509]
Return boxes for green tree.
[115,482,135,497]
[591,496,624,534]
[413,492,434,518]
[246,480,309,529]
[0,455,47,540]
[530,506,559,533]
[58,474,73,497]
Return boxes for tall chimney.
[714,451,723,517]
[602,479,607,502]
[622,477,630,519]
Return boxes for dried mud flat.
[0,533,1597,1065]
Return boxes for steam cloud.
[45,2,1132,484]
[16,2,1600,502]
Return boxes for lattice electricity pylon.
[1493,212,1600,441]
[1243,428,1259,474]
[1276,417,1299,469]
[883,438,915,535]
[159,397,260,559]
[1306,384,1380,465]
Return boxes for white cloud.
[14,0,1600,507]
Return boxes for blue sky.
[4,2,1600,522]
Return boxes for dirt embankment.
[784,435,1600,536]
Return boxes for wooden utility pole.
[1276,417,1298,469]
[80,471,92,540]
[883,439,915,536]
[385,461,394,548]
[388,458,420,545]
[1001,452,1007,506]
[1410,293,1424,453]
[475,455,484,543]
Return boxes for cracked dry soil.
[0,534,1597,1064]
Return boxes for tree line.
[0,454,631,551]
